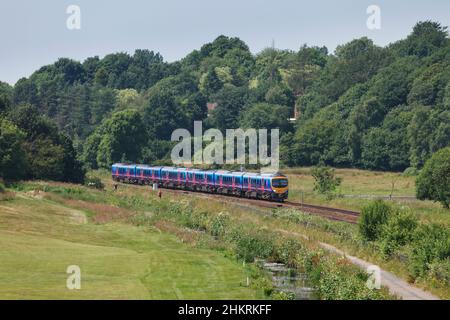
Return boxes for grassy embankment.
[0,190,262,299]
[93,167,449,299]
[1,175,395,300]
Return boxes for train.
[111,163,289,201]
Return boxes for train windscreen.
[272,178,288,187]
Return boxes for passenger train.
[111,163,289,201]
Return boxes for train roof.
[112,164,287,178]
[161,166,188,171]
[112,163,136,168]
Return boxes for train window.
[272,179,288,187]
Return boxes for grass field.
[0,195,260,299]
[284,167,449,226]
[2,166,447,300]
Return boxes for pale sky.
[1,0,449,85]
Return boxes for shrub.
[409,224,450,278]
[402,167,419,177]
[311,166,342,199]
[427,259,450,287]
[234,230,276,263]
[275,238,303,268]
[84,175,104,190]
[379,208,418,257]
[359,200,392,241]
[209,213,230,237]
[0,181,5,193]
[416,147,450,208]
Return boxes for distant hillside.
[1,20,449,183]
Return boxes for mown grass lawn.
[0,197,259,299]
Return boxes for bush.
[409,224,450,278]
[0,181,5,193]
[209,213,230,237]
[311,166,342,199]
[402,167,419,177]
[427,259,450,287]
[275,238,303,268]
[233,229,276,263]
[379,208,418,258]
[84,175,104,190]
[416,147,450,208]
[359,200,392,241]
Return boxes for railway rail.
[121,182,360,224]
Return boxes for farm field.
[0,196,259,299]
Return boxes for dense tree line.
[1,21,449,184]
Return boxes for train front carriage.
[269,174,289,201]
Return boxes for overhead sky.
[1,0,449,85]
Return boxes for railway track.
[282,201,359,224]
[120,182,360,224]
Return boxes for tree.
[0,82,12,112]
[0,118,28,180]
[240,103,292,133]
[7,104,85,182]
[199,68,223,97]
[408,108,450,168]
[416,147,450,208]
[393,21,449,58]
[311,165,342,199]
[208,85,250,132]
[316,37,389,100]
[143,86,187,140]
[59,133,85,183]
[81,130,102,169]
[25,137,66,181]
[361,107,413,171]
[96,110,147,167]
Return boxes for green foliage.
[416,147,450,208]
[427,259,450,287]
[275,238,303,267]
[311,166,342,199]
[379,208,418,258]
[232,229,276,263]
[408,108,450,168]
[0,118,27,180]
[5,21,450,175]
[239,103,292,133]
[299,249,386,300]
[0,82,12,112]
[4,105,84,183]
[359,200,392,241]
[84,173,105,190]
[208,85,250,132]
[209,213,230,237]
[393,21,449,58]
[402,167,419,177]
[143,84,189,140]
[409,224,450,278]
[96,109,146,168]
